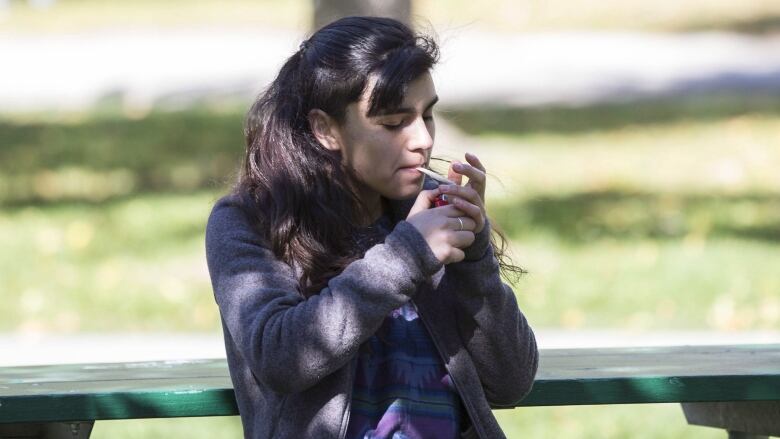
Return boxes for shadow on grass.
[681,14,780,35]
[4,98,780,208]
[0,109,244,205]
[0,186,224,210]
[444,94,780,136]
[490,190,780,244]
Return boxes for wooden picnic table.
[1,344,778,438]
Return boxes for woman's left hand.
[441,152,487,234]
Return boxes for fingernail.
[453,163,463,171]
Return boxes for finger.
[433,203,467,218]
[439,195,485,232]
[447,161,464,186]
[450,230,476,249]
[452,161,486,189]
[447,247,466,264]
[439,184,483,209]
[407,188,441,217]
[448,216,477,232]
[450,198,485,233]
[464,152,486,172]
[451,198,482,222]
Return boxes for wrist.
[389,220,444,277]
[463,220,491,261]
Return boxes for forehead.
[357,71,437,117]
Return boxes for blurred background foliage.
[3,98,778,334]
[1,0,779,438]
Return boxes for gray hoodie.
[205,180,538,439]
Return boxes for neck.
[362,193,383,225]
[353,181,384,225]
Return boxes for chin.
[384,181,424,201]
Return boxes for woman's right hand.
[405,188,477,265]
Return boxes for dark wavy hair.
[237,16,523,296]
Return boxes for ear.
[308,109,342,152]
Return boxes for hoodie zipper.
[411,300,487,439]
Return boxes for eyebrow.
[374,95,439,117]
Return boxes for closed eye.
[382,121,404,130]
[379,111,434,130]
[379,115,408,129]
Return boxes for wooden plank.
[0,359,231,395]
[0,360,238,423]
[519,344,780,406]
[1,344,778,423]
[0,390,239,423]
[533,344,780,380]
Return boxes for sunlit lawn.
[91,403,724,439]
[1,191,221,332]
[1,99,778,437]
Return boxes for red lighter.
[416,166,456,208]
[434,193,448,207]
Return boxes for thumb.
[448,160,464,186]
[407,188,441,218]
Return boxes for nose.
[408,116,434,152]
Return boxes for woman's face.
[336,72,438,204]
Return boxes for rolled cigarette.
[415,166,456,185]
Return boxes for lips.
[399,166,423,176]
[400,166,425,180]
[398,156,429,176]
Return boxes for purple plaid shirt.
[345,302,462,439]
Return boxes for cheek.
[339,132,369,168]
[359,134,400,170]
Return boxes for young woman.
[205,16,538,439]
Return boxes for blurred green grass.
[2,96,779,437]
[444,94,780,136]
[90,403,723,439]
[2,96,779,334]
[1,190,221,332]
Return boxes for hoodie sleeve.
[444,222,539,407]
[205,196,443,394]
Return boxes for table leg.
[727,431,768,439]
[0,421,94,438]
[681,401,779,438]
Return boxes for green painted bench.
[1,344,778,438]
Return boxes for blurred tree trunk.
[312,0,412,30]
